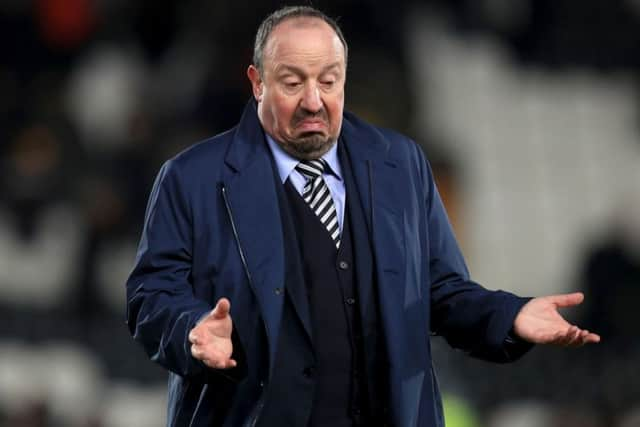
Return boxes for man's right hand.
[188,298,237,369]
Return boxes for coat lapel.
[222,102,286,371]
[340,113,407,298]
[342,114,426,427]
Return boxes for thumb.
[549,292,584,308]
[210,298,231,320]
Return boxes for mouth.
[296,120,327,132]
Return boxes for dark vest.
[256,145,390,427]
[285,180,367,427]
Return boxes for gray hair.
[253,6,348,75]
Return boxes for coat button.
[345,297,356,305]
[274,287,282,295]
[338,260,349,270]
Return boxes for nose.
[300,83,322,113]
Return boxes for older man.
[126,6,599,427]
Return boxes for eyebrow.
[276,62,342,77]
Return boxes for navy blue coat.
[126,101,530,427]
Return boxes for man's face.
[248,18,346,160]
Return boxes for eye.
[320,79,337,90]
[284,81,302,89]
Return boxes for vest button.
[302,366,315,378]
[345,297,356,306]
[338,260,349,270]
[274,287,282,295]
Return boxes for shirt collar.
[265,133,343,183]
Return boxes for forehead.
[264,17,345,70]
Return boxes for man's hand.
[513,292,600,347]
[188,298,237,369]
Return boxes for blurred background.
[0,0,638,426]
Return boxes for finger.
[191,344,204,360]
[188,331,200,345]
[555,326,578,346]
[558,327,575,346]
[203,358,237,370]
[218,358,237,369]
[549,292,584,308]
[566,327,584,347]
[571,329,600,346]
[210,298,231,320]
[588,333,601,343]
[582,332,601,344]
[569,327,602,347]
[570,330,589,347]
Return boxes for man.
[126,6,599,427]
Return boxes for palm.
[188,298,237,369]
[513,292,600,347]
[515,299,571,343]
[200,314,233,360]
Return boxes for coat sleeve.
[125,159,245,381]
[414,145,533,362]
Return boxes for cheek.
[272,97,297,125]
[327,96,344,127]
[272,95,290,117]
[267,96,284,129]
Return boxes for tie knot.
[295,159,327,179]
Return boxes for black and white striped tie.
[295,159,340,248]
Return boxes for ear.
[247,65,263,102]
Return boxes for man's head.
[247,6,348,160]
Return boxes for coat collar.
[224,100,396,173]
[224,101,267,173]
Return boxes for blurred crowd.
[0,1,639,426]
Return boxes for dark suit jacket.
[126,101,531,427]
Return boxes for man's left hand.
[513,292,600,346]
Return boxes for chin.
[281,133,336,160]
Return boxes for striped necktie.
[295,159,341,249]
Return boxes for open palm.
[513,292,600,347]
[188,298,237,369]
